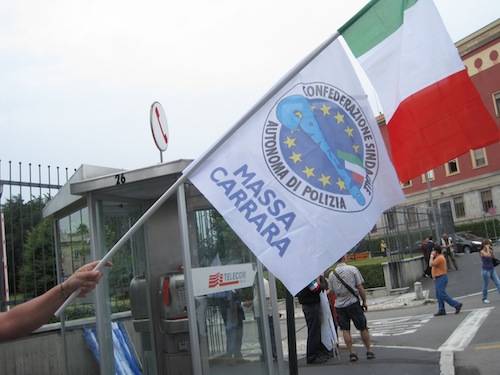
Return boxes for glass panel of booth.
[185,184,273,374]
[54,200,153,372]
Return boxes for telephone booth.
[43,160,285,375]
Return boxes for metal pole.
[177,184,203,375]
[55,30,343,315]
[88,193,115,375]
[426,177,440,242]
[53,221,71,375]
[268,273,286,375]
[256,261,274,374]
[285,291,298,375]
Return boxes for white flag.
[189,39,404,295]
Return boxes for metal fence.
[357,205,444,263]
[0,160,74,311]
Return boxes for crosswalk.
[364,313,433,337]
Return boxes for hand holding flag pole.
[277,95,365,205]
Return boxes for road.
[287,249,500,375]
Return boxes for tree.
[19,218,57,298]
[1,195,46,298]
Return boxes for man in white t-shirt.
[328,255,374,362]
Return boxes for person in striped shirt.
[328,255,374,362]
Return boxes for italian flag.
[340,0,499,182]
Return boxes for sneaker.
[434,311,446,316]
[483,299,490,304]
[455,303,463,314]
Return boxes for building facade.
[376,20,500,234]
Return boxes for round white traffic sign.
[150,101,169,152]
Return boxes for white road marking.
[440,350,454,375]
[438,307,493,352]
[455,288,497,300]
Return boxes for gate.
[0,160,73,311]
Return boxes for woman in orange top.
[430,245,462,316]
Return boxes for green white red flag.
[339,0,499,182]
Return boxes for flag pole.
[55,32,341,316]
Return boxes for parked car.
[453,232,485,254]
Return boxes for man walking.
[328,255,374,362]
[441,233,458,270]
[430,244,463,316]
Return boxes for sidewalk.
[279,288,433,319]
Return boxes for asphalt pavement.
[284,244,500,375]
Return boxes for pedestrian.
[422,236,433,278]
[380,240,388,256]
[328,255,375,362]
[441,233,458,270]
[296,277,328,364]
[0,260,109,342]
[479,239,500,304]
[430,244,462,316]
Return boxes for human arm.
[429,250,438,267]
[356,283,368,311]
[0,260,107,342]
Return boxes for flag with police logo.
[188,39,404,295]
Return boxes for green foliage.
[356,264,385,288]
[195,209,252,267]
[18,218,57,297]
[455,219,499,240]
[2,195,48,297]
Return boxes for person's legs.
[342,329,353,353]
[490,269,500,293]
[482,269,490,301]
[439,275,461,309]
[360,329,371,351]
[303,303,322,363]
[450,251,458,270]
[435,278,446,313]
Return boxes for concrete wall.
[383,256,425,290]
[0,317,140,375]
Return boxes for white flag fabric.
[189,39,404,295]
[320,292,337,351]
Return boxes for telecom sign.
[191,263,256,296]
[150,101,169,152]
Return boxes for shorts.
[336,302,367,331]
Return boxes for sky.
[1,0,499,176]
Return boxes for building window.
[453,196,465,218]
[493,91,500,117]
[445,159,460,176]
[401,180,412,188]
[481,190,493,213]
[471,148,488,168]
[421,170,435,183]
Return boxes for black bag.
[493,257,500,267]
